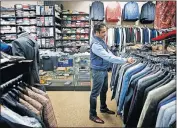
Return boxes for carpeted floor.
[47,73,123,127]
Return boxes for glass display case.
[73,53,91,91]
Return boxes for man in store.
[90,22,134,124]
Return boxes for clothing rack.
[131,52,176,69]
[106,25,151,28]
[158,27,176,31]
[0,60,33,86]
[0,74,23,98]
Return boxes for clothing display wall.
[110,53,176,128]
[106,27,160,50]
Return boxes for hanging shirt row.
[90,1,176,29]
[110,57,176,128]
[106,27,160,49]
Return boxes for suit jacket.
[12,32,40,84]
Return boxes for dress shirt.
[123,1,139,21]
[90,1,104,21]
[140,1,155,23]
[122,28,126,52]
[106,2,121,22]
[107,28,115,47]
[139,28,143,43]
[118,28,122,52]
[92,42,127,64]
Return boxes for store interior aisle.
[47,73,123,127]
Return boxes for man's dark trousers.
[90,69,108,117]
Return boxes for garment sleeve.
[92,43,127,64]
[12,40,25,58]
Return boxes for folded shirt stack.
[22,4,30,10]
[30,19,36,24]
[1,19,16,25]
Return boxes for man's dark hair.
[93,22,106,34]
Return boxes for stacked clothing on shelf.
[0,18,16,25]
[110,52,176,128]
[37,38,54,49]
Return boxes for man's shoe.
[100,108,115,114]
[89,116,104,124]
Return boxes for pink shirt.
[106,2,121,22]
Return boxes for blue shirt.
[92,39,127,64]
[123,2,139,21]
[140,2,155,23]
[90,1,104,21]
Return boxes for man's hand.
[127,57,135,64]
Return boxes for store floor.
[47,72,123,127]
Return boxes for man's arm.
[92,43,127,64]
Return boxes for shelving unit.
[62,13,89,16]
[36,5,56,50]
[15,4,37,41]
[60,33,89,35]
[0,7,17,41]
[57,12,90,54]
[62,20,89,22]
[62,26,90,28]
[56,39,89,41]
